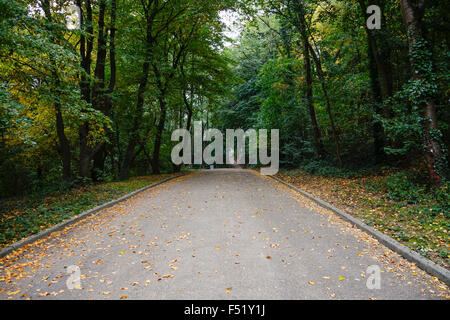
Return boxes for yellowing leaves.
[6,289,21,296]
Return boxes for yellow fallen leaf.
[7,290,21,296]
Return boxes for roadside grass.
[276,168,450,269]
[0,174,179,248]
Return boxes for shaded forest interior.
[1,0,449,197]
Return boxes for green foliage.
[1,0,236,195]
[294,161,373,178]
[365,171,450,213]
[217,0,449,183]
[1,0,449,251]
[366,171,427,203]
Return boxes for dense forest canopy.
[0,0,449,197]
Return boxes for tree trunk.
[78,123,91,178]
[300,34,324,158]
[56,105,72,182]
[105,0,117,112]
[77,0,94,178]
[357,0,390,164]
[358,0,393,102]
[184,91,193,132]
[400,0,448,185]
[152,98,167,174]
[88,0,107,180]
[92,0,107,111]
[119,1,159,180]
[92,0,117,180]
[293,0,324,158]
[367,35,387,164]
[307,42,342,166]
[41,0,71,182]
[119,59,150,180]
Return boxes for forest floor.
[276,169,449,269]
[0,173,181,249]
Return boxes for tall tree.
[399,0,448,185]
[41,0,73,182]
[291,1,324,158]
[77,0,114,179]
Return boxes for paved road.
[0,169,448,300]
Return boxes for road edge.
[267,174,450,286]
[0,173,186,259]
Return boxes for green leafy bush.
[297,160,373,178]
[366,171,450,214]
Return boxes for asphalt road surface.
[0,169,448,300]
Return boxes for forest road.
[0,169,448,300]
